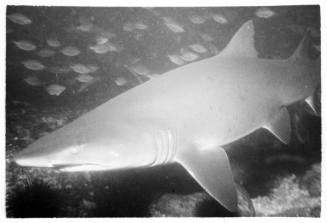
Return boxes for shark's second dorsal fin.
[218,20,258,58]
[288,30,311,62]
[305,95,318,115]
[264,107,291,144]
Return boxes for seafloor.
[6,6,321,217]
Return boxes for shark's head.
[14,124,158,172]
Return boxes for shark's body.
[14,20,320,212]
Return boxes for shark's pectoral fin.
[305,95,318,115]
[264,107,291,144]
[175,145,237,212]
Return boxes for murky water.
[6,5,321,217]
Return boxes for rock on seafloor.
[300,163,321,197]
[148,165,321,217]
[252,174,320,217]
[149,184,255,217]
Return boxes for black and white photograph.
[4,2,323,218]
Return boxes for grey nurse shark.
[14,20,320,212]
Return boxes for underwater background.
[6,5,321,217]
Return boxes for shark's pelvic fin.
[264,107,291,144]
[289,30,311,62]
[218,20,258,58]
[175,145,237,212]
[305,94,318,115]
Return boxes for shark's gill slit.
[151,130,175,166]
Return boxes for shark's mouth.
[52,163,108,172]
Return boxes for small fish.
[180,49,199,62]
[189,15,206,24]
[89,42,119,54]
[70,64,99,74]
[165,22,185,33]
[76,74,94,83]
[7,13,32,25]
[46,84,66,96]
[211,14,228,24]
[126,63,151,76]
[207,43,219,55]
[162,17,184,33]
[134,22,148,30]
[161,17,172,23]
[61,46,80,57]
[70,64,91,74]
[76,20,94,32]
[13,40,36,51]
[88,65,99,73]
[46,39,61,48]
[24,76,42,86]
[22,60,45,71]
[37,48,56,58]
[189,44,207,54]
[255,7,276,19]
[49,66,71,74]
[77,76,101,93]
[200,33,214,42]
[95,36,109,45]
[114,77,128,86]
[123,23,136,32]
[143,7,161,16]
[167,54,185,65]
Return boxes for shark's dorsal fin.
[218,20,258,58]
[264,107,291,144]
[175,145,237,212]
[289,30,311,61]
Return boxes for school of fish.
[8,7,315,97]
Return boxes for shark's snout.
[14,150,53,168]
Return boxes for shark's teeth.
[56,164,107,172]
